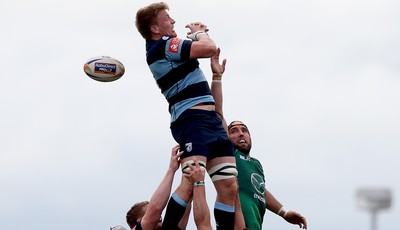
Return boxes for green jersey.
[235,149,267,230]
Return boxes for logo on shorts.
[169,37,181,53]
[185,142,192,152]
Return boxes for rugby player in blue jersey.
[135,2,238,229]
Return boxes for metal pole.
[371,210,377,230]
[356,187,391,230]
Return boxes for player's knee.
[226,177,239,196]
[218,177,238,199]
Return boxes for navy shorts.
[170,109,234,160]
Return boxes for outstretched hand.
[169,144,183,172]
[284,210,308,229]
[185,22,209,33]
[211,47,226,75]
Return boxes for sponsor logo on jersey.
[94,62,117,75]
[254,193,266,203]
[169,37,181,53]
[251,173,266,204]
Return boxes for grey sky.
[1,0,399,229]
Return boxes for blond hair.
[135,2,169,40]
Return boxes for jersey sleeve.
[165,37,192,61]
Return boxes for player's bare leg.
[207,156,238,230]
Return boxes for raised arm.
[186,22,217,59]
[210,49,246,230]
[210,47,228,132]
[185,159,213,230]
[140,145,183,229]
[234,191,246,230]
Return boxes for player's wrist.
[196,31,208,39]
[212,73,222,80]
[193,180,205,187]
[187,31,207,41]
[167,167,177,175]
[278,206,289,218]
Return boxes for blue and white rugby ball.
[83,56,125,82]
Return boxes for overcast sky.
[1,0,399,229]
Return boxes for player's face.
[228,125,252,154]
[155,9,177,37]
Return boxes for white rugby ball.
[83,56,125,82]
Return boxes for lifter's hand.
[184,158,205,183]
[169,144,183,172]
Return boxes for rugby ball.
[83,56,125,82]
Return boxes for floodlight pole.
[370,209,377,230]
[356,187,391,230]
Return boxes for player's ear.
[150,25,159,34]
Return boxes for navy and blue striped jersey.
[146,36,215,122]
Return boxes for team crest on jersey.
[169,37,181,53]
[185,142,193,152]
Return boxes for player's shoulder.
[250,155,264,168]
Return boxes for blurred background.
[1,0,398,229]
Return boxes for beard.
[235,144,251,155]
